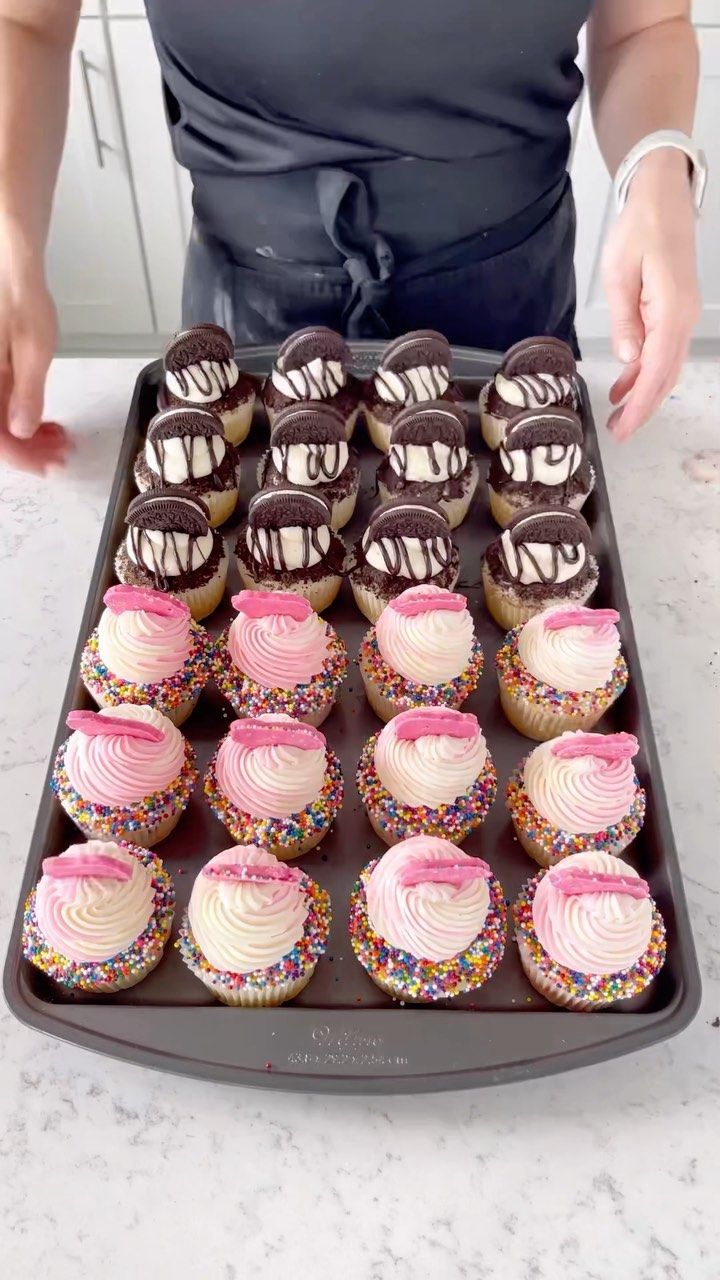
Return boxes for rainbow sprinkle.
[495,626,628,721]
[80,622,212,714]
[356,734,497,842]
[51,739,198,840]
[213,626,348,719]
[177,873,331,996]
[513,869,666,1003]
[349,862,506,1001]
[22,841,175,992]
[204,747,344,851]
[359,631,484,711]
[506,761,646,863]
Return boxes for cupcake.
[236,488,345,613]
[262,326,362,438]
[214,589,348,727]
[257,401,360,530]
[80,585,212,727]
[134,407,239,528]
[204,713,343,859]
[349,836,506,1003]
[479,335,580,450]
[513,850,666,1009]
[376,401,478,529]
[506,730,646,867]
[349,499,459,624]
[364,330,462,452]
[22,840,175,993]
[177,844,331,1007]
[357,706,496,846]
[52,705,197,847]
[482,506,598,630]
[158,323,257,445]
[496,605,628,740]
[487,407,594,527]
[358,585,483,722]
[116,489,229,621]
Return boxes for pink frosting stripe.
[231,589,313,621]
[549,867,649,899]
[41,853,132,881]
[229,717,326,751]
[398,858,492,888]
[202,862,303,884]
[389,587,467,617]
[543,607,620,632]
[394,707,479,742]
[103,584,190,619]
[551,731,638,762]
[67,709,165,743]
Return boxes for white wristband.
[613,130,707,214]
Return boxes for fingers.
[8,332,53,440]
[603,250,645,366]
[607,325,684,442]
[0,420,72,475]
[609,359,641,406]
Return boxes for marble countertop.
[1,358,718,1279]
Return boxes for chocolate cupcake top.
[269,403,350,487]
[244,488,335,573]
[492,336,579,413]
[269,327,350,401]
[373,331,452,406]
[125,488,215,581]
[145,408,228,486]
[499,408,583,486]
[361,499,454,581]
[388,402,469,484]
[497,506,591,587]
[163,323,240,405]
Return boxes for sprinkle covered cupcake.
[358,585,483,722]
[487,407,594,528]
[134,407,240,527]
[349,499,459,624]
[376,401,478,529]
[22,840,174,993]
[364,330,461,452]
[257,402,360,531]
[506,730,645,867]
[52,705,197,847]
[479,335,580,450]
[80,585,212,727]
[357,706,496,846]
[349,836,506,1003]
[482,506,598,630]
[159,323,257,445]
[235,488,346,613]
[214,590,348,727]
[496,605,628,740]
[513,850,666,1009]
[205,713,343,859]
[116,488,229,620]
[262,327,362,438]
[177,845,331,1007]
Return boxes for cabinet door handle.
[78,50,108,169]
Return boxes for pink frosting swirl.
[34,841,155,963]
[97,585,193,684]
[215,713,327,818]
[63,703,186,806]
[375,585,474,684]
[366,836,492,961]
[532,850,654,973]
[523,731,639,834]
[227,590,331,690]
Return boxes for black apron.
[144,1,591,349]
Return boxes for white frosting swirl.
[375,588,474,684]
[517,607,620,691]
[246,524,331,572]
[146,433,226,484]
[35,841,155,963]
[188,846,308,974]
[532,850,653,973]
[96,604,192,685]
[271,359,345,400]
[374,718,488,808]
[500,531,586,586]
[523,735,637,834]
[495,371,577,409]
[389,442,469,483]
[166,359,239,404]
[374,366,450,405]
[215,714,327,818]
[64,704,186,806]
[271,441,349,487]
[363,533,449,580]
[500,443,581,485]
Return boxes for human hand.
[601,150,700,442]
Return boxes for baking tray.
[3,343,701,1093]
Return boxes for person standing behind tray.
[0,1,705,473]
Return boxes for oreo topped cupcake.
[262,327,362,438]
[480,336,580,450]
[235,488,346,613]
[257,402,360,530]
[115,488,229,620]
[349,499,460,623]
[376,402,478,529]
[487,408,594,527]
[365,330,461,452]
[134,407,240,528]
[159,323,257,445]
[482,506,598,630]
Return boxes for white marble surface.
[1,358,718,1280]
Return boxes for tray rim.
[3,343,702,1094]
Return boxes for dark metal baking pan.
[3,343,701,1093]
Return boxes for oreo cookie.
[390,401,467,448]
[248,488,332,530]
[270,403,347,447]
[504,408,583,453]
[164,323,234,374]
[276,327,350,373]
[378,330,451,374]
[147,407,224,444]
[364,498,452,546]
[505,506,592,549]
[501,336,576,378]
[126,488,210,536]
